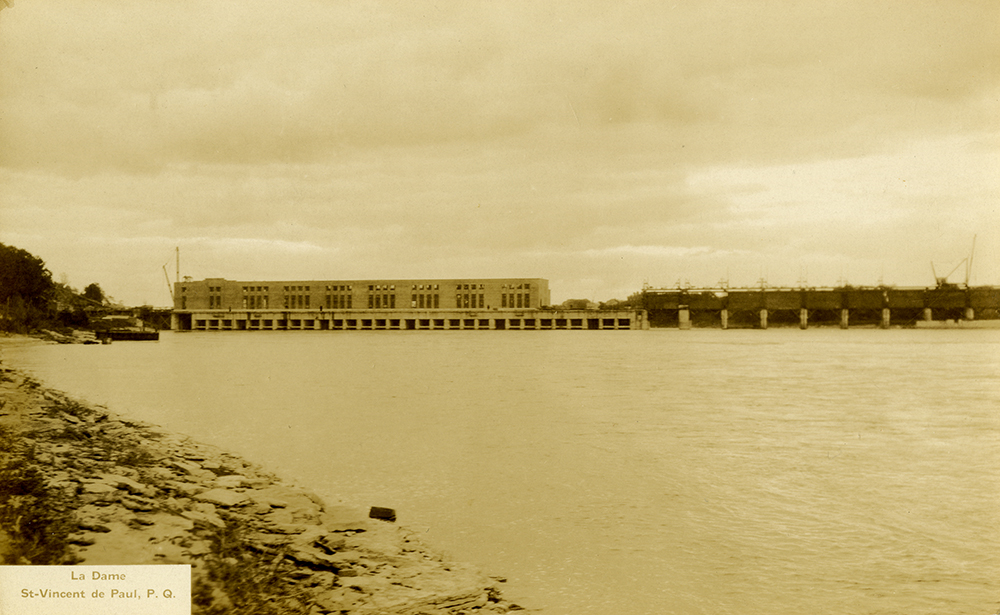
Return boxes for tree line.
[0,242,117,333]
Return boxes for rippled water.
[3,329,999,615]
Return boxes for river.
[3,329,998,615]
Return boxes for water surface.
[4,329,998,614]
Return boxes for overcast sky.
[1,1,997,306]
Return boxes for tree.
[0,243,55,332]
[83,283,105,304]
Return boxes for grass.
[192,511,315,615]
[0,425,78,564]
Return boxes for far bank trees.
[0,243,55,332]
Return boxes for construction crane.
[931,235,976,288]
[162,247,179,301]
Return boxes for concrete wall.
[175,278,551,312]
[175,309,646,331]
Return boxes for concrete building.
[171,277,646,331]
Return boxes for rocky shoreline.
[0,345,523,614]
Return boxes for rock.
[180,510,225,528]
[369,506,397,522]
[213,474,249,489]
[120,495,157,512]
[170,459,203,475]
[165,481,205,498]
[193,488,249,508]
[67,535,96,546]
[315,534,346,554]
[76,521,112,533]
[81,482,117,494]
[320,506,370,533]
[98,473,154,497]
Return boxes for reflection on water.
[4,329,999,615]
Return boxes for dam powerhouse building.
[171,277,645,331]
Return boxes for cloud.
[2,1,997,173]
[0,1,997,304]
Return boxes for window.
[502,294,507,308]
[369,285,374,291]
[368,295,373,309]
[419,295,425,308]
[390,295,396,308]
[479,294,485,308]
[305,296,310,308]
[434,284,439,290]
[434,294,439,308]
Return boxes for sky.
[1,1,997,307]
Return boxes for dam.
[170,276,646,331]
[642,285,1000,329]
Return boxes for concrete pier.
[639,285,1000,329]
[174,308,647,331]
[678,307,691,330]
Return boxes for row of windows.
[369,294,398,309]
[457,294,485,309]
[502,293,530,308]
[412,294,440,309]
[205,293,532,310]
[326,295,353,309]
[209,281,535,295]
[285,295,310,308]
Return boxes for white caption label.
[0,565,191,615]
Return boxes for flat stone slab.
[192,488,249,508]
